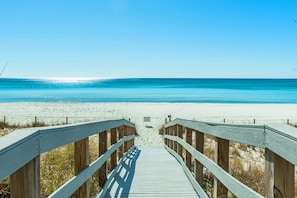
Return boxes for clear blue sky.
[0,0,296,78]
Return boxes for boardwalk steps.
[101,146,199,197]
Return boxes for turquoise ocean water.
[0,78,297,103]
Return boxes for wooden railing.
[164,118,297,198]
[0,119,136,198]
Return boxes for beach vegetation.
[158,123,165,135]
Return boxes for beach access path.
[104,146,198,197]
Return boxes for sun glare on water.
[43,77,104,83]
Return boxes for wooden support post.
[173,125,177,152]
[128,127,133,149]
[177,125,183,158]
[10,156,40,198]
[214,137,229,198]
[118,126,124,160]
[66,117,69,124]
[168,126,172,148]
[165,127,169,146]
[131,127,135,146]
[265,149,274,198]
[3,115,6,125]
[99,131,107,188]
[164,127,167,145]
[195,131,204,186]
[274,154,295,198]
[123,126,128,153]
[110,128,117,171]
[35,116,38,125]
[74,138,89,198]
[185,128,192,171]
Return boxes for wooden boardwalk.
[103,146,198,197]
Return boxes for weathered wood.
[265,124,297,166]
[118,125,124,160]
[99,131,107,188]
[98,146,136,197]
[49,135,135,198]
[165,119,265,147]
[165,146,209,198]
[173,125,177,152]
[110,128,117,170]
[10,156,40,198]
[165,134,262,197]
[177,125,183,158]
[128,126,134,149]
[195,130,204,186]
[74,138,89,198]
[164,127,168,145]
[131,127,135,146]
[123,126,128,153]
[265,149,274,198]
[39,119,135,154]
[168,126,173,149]
[185,128,192,170]
[274,154,295,198]
[0,128,40,181]
[106,146,200,198]
[214,137,229,198]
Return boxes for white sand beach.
[1,102,297,146]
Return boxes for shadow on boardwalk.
[104,148,141,197]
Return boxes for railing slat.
[265,149,274,198]
[40,119,134,154]
[99,130,107,188]
[165,134,263,198]
[214,137,229,198]
[265,126,297,165]
[48,135,135,198]
[110,128,117,170]
[274,154,295,198]
[195,130,204,186]
[74,138,89,197]
[185,127,192,170]
[166,119,265,147]
[165,145,209,198]
[10,156,40,198]
[0,129,39,181]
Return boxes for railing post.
[124,126,128,153]
[110,128,117,171]
[99,130,107,188]
[10,156,40,198]
[173,125,177,152]
[118,126,124,160]
[214,137,229,198]
[74,138,89,198]
[131,127,135,146]
[177,125,183,158]
[163,126,167,145]
[128,127,132,149]
[265,149,274,198]
[195,130,204,186]
[274,154,295,198]
[168,126,173,149]
[185,128,192,171]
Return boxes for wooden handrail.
[0,119,136,197]
[164,118,297,198]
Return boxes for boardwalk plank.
[104,146,198,197]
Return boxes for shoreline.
[1,102,297,146]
